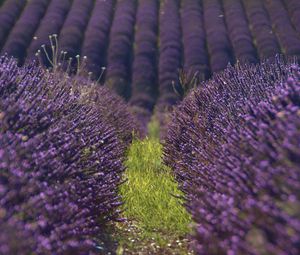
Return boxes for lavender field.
[0,0,299,254]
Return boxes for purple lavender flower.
[181,0,209,83]
[57,0,94,66]
[154,0,182,138]
[81,0,115,80]
[242,0,281,60]
[283,0,300,35]
[264,0,300,60]
[128,0,159,132]
[0,56,136,253]
[105,0,137,97]
[203,0,233,73]
[27,0,72,65]
[222,0,258,64]
[0,0,26,51]
[1,0,50,65]
[164,58,300,254]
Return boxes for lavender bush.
[181,0,209,84]
[190,67,300,255]
[57,0,94,68]
[129,0,159,133]
[0,56,136,254]
[164,58,300,254]
[203,0,233,73]
[0,0,26,51]
[264,0,300,60]
[242,0,281,60]
[223,0,258,64]
[105,0,137,97]
[283,0,300,35]
[154,0,182,138]
[27,0,71,65]
[81,0,115,80]
[0,0,300,108]
[1,0,50,65]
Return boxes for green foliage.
[119,137,191,248]
[147,115,160,139]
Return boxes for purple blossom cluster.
[164,58,300,254]
[242,0,281,60]
[223,0,258,64]
[0,0,26,50]
[264,0,300,59]
[203,0,233,73]
[154,0,182,138]
[1,0,50,65]
[57,0,94,65]
[106,0,137,97]
[129,0,159,133]
[27,0,71,65]
[181,0,209,84]
[81,0,115,80]
[0,56,136,254]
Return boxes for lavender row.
[190,70,300,254]
[242,0,281,60]
[105,0,137,97]
[1,0,50,65]
[0,56,136,254]
[129,0,159,132]
[81,0,115,80]
[164,59,299,254]
[157,0,182,106]
[27,0,72,65]
[222,0,258,64]
[283,0,300,35]
[203,0,233,73]
[181,0,209,84]
[164,57,293,196]
[0,0,26,50]
[264,0,300,60]
[154,0,182,137]
[166,56,290,194]
[58,0,94,67]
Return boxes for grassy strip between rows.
[115,121,192,254]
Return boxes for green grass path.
[115,124,192,254]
